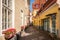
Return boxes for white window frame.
[0,0,2,36]
[0,0,15,36]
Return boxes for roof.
[38,0,57,14]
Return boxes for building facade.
[0,0,14,40]
[32,0,60,38]
[0,0,30,40]
[15,0,30,33]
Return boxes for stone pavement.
[10,26,60,40]
[19,26,54,40]
[11,26,60,40]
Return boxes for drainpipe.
[56,0,60,38]
[57,7,60,38]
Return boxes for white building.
[0,0,14,40]
[0,0,30,40]
[30,12,33,23]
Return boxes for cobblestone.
[20,26,54,40]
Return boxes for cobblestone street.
[16,26,56,40]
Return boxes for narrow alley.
[20,26,54,40]
[0,0,60,40]
[11,26,59,40]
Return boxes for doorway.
[43,18,50,31]
[51,14,56,34]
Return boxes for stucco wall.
[33,3,60,37]
[0,36,5,40]
[39,4,59,29]
[15,0,29,33]
[15,0,24,32]
[33,3,59,27]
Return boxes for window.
[51,14,56,34]
[43,18,50,31]
[8,0,12,8]
[2,7,5,30]
[5,0,7,5]
[8,11,12,28]
[35,4,39,8]
[2,0,7,5]
[46,0,48,1]
[21,10,23,13]
[2,0,13,30]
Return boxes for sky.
[30,0,34,12]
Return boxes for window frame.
[2,0,15,31]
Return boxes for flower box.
[2,28,16,39]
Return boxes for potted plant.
[21,26,25,31]
[2,28,16,40]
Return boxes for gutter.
[37,0,57,15]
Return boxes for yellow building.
[32,0,60,38]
